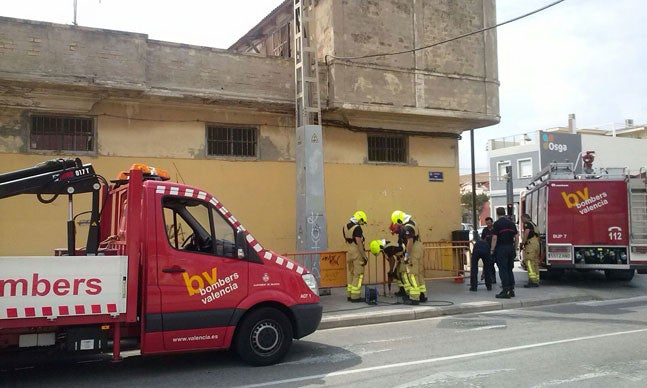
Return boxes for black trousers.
[494,244,516,292]
[470,244,492,288]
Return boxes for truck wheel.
[234,307,293,366]
[605,269,635,281]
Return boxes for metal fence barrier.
[284,241,470,295]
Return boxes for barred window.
[368,134,407,163]
[207,125,257,157]
[30,114,94,152]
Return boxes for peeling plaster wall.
[320,0,499,127]
[0,17,294,106]
[146,41,293,103]
[0,18,146,87]
[0,8,489,254]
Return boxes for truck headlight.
[301,273,319,296]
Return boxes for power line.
[326,0,566,61]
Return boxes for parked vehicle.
[0,159,321,366]
[519,152,647,281]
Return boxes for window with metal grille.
[207,125,257,157]
[368,134,407,163]
[30,115,94,152]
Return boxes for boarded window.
[30,115,94,152]
[207,125,257,157]
[368,134,407,163]
[270,23,291,58]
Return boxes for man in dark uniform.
[480,217,496,284]
[490,207,518,299]
[469,237,492,291]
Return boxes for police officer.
[520,213,540,287]
[369,238,405,295]
[490,207,518,299]
[343,211,368,302]
[391,210,427,304]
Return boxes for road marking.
[534,371,616,386]
[242,328,647,387]
[457,324,507,332]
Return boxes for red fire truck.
[520,153,647,281]
[0,159,322,366]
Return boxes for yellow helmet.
[353,210,367,224]
[369,240,383,256]
[391,210,405,224]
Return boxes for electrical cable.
[325,0,567,62]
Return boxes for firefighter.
[391,210,427,304]
[520,213,540,287]
[369,238,405,295]
[490,207,519,299]
[343,210,369,302]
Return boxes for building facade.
[0,0,499,256]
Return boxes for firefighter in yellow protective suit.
[343,211,369,302]
[369,238,405,295]
[391,210,427,304]
[520,213,541,287]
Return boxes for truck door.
[156,195,248,351]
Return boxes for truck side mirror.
[235,228,263,263]
[235,229,247,259]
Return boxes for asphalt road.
[4,294,647,387]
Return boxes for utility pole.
[293,0,326,282]
[470,129,478,233]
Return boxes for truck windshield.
[162,197,237,258]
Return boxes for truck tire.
[234,307,293,366]
[605,269,635,281]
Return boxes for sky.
[1,0,645,173]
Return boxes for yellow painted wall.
[1,102,461,257]
[0,154,296,256]
[0,150,460,256]
[324,163,460,253]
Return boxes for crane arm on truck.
[0,158,104,255]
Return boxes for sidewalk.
[318,268,647,329]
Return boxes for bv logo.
[561,187,589,208]
[183,267,217,296]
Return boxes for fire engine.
[520,151,647,281]
[0,159,322,366]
